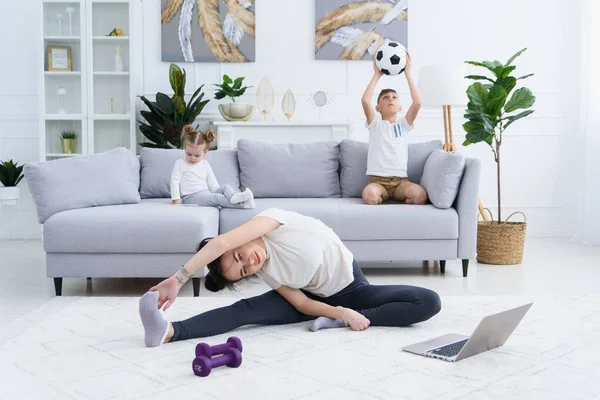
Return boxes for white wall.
[0,0,43,239]
[0,0,584,238]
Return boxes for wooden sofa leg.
[462,259,469,277]
[439,260,446,274]
[54,278,63,296]
[192,278,200,297]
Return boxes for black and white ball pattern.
[375,41,407,76]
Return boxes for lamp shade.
[417,63,469,107]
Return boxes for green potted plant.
[138,64,210,149]
[462,48,536,265]
[0,159,24,204]
[59,130,78,154]
[214,74,253,121]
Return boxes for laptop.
[402,302,533,362]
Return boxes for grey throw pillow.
[205,150,241,190]
[408,140,444,184]
[139,148,241,198]
[339,140,369,198]
[339,139,443,198]
[24,148,141,224]
[420,149,466,209]
[237,139,341,198]
[139,148,183,199]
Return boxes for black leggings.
[171,260,441,341]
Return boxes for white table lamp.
[417,63,468,152]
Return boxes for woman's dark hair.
[197,238,236,293]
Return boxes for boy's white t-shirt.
[366,114,414,177]
[254,208,354,298]
[170,158,220,200]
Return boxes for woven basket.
[477,209,527,265]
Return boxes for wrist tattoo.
[179,265,193,279]
[175,275,185,285]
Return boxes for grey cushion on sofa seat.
[139,148,241,199]
[44,200,219,253]
[219,198,458,241]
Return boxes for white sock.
[139,292,169,347]
[310,317,348,332]
[230,188,252,204]
[242,189,255,209]
[242,196,256,209]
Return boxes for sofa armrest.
[455,158,481,259]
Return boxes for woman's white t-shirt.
[254,208,354,298]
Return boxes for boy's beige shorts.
[367,175,414,201]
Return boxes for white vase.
[115,47,124,72]
[0,186,20,205]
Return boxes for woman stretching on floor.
[139,208,441,347]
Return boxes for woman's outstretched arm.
[276,286,370,331]
[181,216,280,277]
[150,216,281,310]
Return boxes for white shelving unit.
[39,0,135,161]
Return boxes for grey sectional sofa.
[24,139,481,296]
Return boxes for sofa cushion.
[139,148,241,199]
[24,147,140,224]
[43,200,219,253]
[130,151,141,191]
[237,139,341,198]
[219,198,458,240]
[421,149,465,209]
[339,139,443,197]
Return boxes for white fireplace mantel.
[211,120,352,150]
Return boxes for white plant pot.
[0,186,20,205]
[227,103,253,118]
[218,104,254,122]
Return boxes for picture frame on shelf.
[47,45,72,71]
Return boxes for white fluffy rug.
[2,294,599,400]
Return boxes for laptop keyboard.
[428,339,468,358]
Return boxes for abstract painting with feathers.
[161,0,255,62]
[316,0,408,60]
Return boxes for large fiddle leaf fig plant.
[462,48,536,223]
[138,64,210,149]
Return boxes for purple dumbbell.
[192,348,242,377]
[195,336,243,358]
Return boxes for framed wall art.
[315,0,408,60]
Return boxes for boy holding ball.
[361,50,426,205]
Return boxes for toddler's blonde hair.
[181,124,215,149]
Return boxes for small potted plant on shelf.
[0,159,24,205]
[462,48,536,265]
[214,74,253,121]
[59,130,78,154]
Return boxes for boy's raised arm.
[403,52,422,126]
[362,55,383,125]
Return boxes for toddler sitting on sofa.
[170,125,255,209]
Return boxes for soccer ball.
[375,41,407,76]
